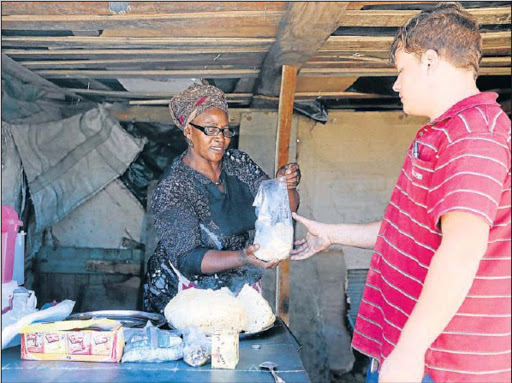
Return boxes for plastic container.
[1,205,23,284]
[13,231,26,285]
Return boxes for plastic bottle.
[13,231,25,285]
[1,205,23,283]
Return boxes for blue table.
[2,318,310,383]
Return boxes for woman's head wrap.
[169,84,229,131]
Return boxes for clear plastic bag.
[182,326,211,367]
[253,177,293,261]
[122,321,183,363]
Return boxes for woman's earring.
[185,137,194,148]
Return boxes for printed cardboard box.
[20,319,124,363]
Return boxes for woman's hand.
[238,244,280,269]
[276,163,301,190]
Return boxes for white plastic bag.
[122,321,183,363]
[253,177,293,261]
[182,326,211,367]
[2,298,75,349]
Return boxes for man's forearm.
[327,220,382,250]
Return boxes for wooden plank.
[305,56,512,68]
[345,2,433,10]
[253,2,350,98]
[129,98,250,106]
[35,246,144,275]
[64,88,389,102]
[1,36,275,49]
[39,64,512,84]
[34,68,260,80]
[300,67,510,76]
[2,48,268,59]
[86,260,141,275]
[100,25,279,38]
[67,88,252,100]
[294,91,396,99]
[322,31,511,53]
[2,11,285,34]
[2,2,287,16]
[1,53,80,99]
[21,58,263,70]
[339,7,511,27]
[112,105,265,125]
[304,61,393,69]
[275,65,297,325]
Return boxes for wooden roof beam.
[338,7,511,27]
[1,53,80,99]
[252,2,350,99]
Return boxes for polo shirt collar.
[430,91,499,125]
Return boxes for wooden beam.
[2,48,268,59]
[2,11,285,36]
[345,2,433,10]
[305,56,512,68]
[1,53,80,99]
[20,58,262,70]
[275,65,297,325]
[66,88,251,100]
[1,36,275,49]
[253,2,349,98]
[65,87,391,101]
[112,105,266,125]
[34,68,260,80]
[1,2,287,16]
[338,7,511,27]
[321,31,511,54]
[300,67,510,76]
[129,98,250,106]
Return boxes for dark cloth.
[143,149,269,314]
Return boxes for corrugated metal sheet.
[346,268,369,329]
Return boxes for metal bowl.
[67,310,166,328]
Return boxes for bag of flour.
[253,177,293,261]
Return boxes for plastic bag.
[253,177,294,261]
[122,321,183,363]
[182,326,211,367]
[2,297,74,349]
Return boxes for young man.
[291,3,511,383]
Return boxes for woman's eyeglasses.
[189,122,237,138]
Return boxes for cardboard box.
[20,319,124,363]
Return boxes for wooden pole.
[275,65,297,325]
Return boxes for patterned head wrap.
[169,84,229,131]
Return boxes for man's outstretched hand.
[290,213,331,260]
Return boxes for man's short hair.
[389,2,482,77]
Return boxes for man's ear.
[422,49,439,72]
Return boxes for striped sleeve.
[427,133,510,227]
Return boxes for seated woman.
[143,84,300,314]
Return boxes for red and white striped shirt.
[352,92,511,382]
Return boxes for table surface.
[1,318,310,383]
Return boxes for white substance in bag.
[253,177,293,261]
